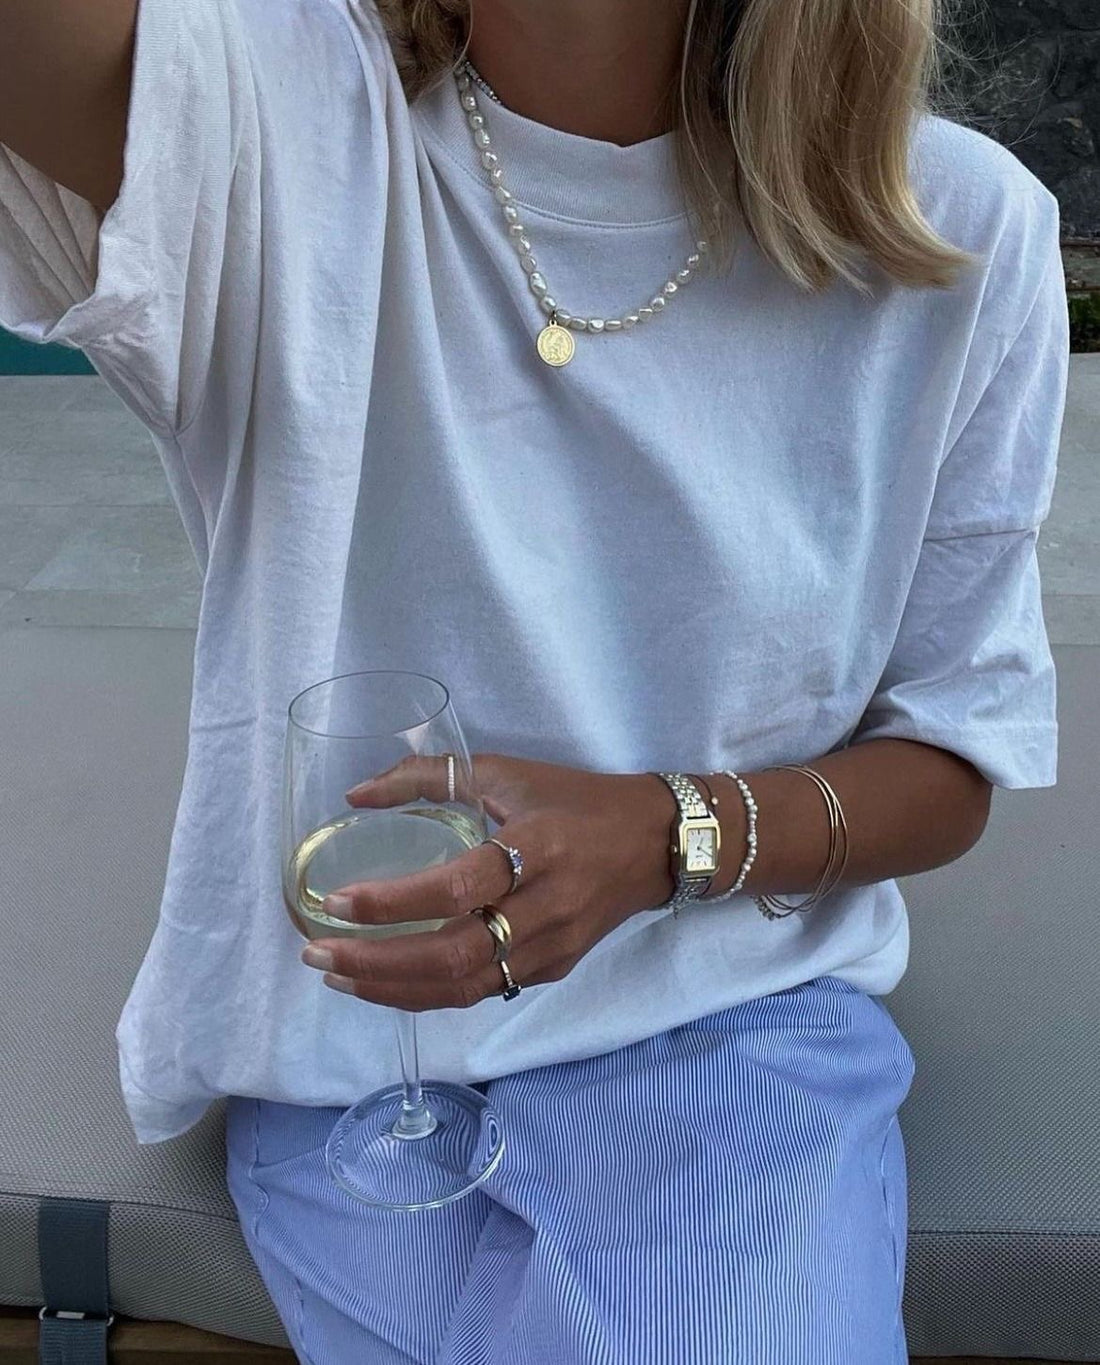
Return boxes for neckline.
[412,67,691,227]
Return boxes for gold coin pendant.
[537,323,576,368]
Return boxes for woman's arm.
[639,738,994,905]
[0,0,137,213]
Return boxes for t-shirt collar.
[412,67,690,227]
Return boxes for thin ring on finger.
[327,955,524,1011]
[483,837,524,895]
[497,958,522,1001]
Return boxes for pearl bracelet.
[703,771,758,902]
[701,766,850,921]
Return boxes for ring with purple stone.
[483,837,524,896]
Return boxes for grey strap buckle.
[38,1307,116,1327]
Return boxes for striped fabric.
[225,975,915,1364]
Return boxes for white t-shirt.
[0,0,1067,1145]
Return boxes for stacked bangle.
[696,766,850,921]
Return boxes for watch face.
[685,826,717,873]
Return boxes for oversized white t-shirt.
[0,0,1067,1144]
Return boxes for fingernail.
[302,946,334,971]
[324,974,357,994]
[322,894,353,918]
[346,780,375,799]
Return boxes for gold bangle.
[755,764,849,920]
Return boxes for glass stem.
[391,1008,439,1140]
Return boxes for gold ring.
[474,905,512,964]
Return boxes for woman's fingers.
[345,752,513,825]
[307,901,569,1010]
[345,751,455,806]
[320,824,532,924]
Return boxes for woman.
[0,0,1066,1359]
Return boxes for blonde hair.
[374,0,987,295]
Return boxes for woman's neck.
[464,0,690,147]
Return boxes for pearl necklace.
[455,61,709,368]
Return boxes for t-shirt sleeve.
[848,179,1068,790]
[0,0,259,438]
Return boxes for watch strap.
[659,771,710,821]
[656,771,717,917]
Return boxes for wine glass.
[282,670,506,1211]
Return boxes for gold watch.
[655,772,721,917]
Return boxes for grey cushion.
[1,624,1097,1358]
[1,626,290,1349]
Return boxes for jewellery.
[474,903,513,963]
[652,772,721,918]
[483,836,524,895]
[497,960,521,1000]
[441,752,456,803]
[753,765,849,920]
[705,771,758,900]
[454,61,710,367]
[473,905,522,1000]
[464,60,500,105]
[700,766,848,921]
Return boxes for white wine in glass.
[286,804,487,943]
[282,670,506,1211]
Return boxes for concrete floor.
[0,358,1098,638]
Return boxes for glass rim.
[286,669,451,739]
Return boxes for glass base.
[325,1080,505,1211]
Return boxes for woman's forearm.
[701,737,994,899]
[634,737,994,908]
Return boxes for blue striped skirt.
[225,974,915,1364]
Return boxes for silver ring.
[498,959,522,1001]
[484,837,524,895]
[443,753,455,803]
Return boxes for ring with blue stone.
[498,960,522,1001]
[484,837,524,896]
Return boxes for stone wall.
[945,0,1100,238]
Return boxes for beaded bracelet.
[699,767,850,921]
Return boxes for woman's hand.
[299,753,678,1010]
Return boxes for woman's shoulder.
[227,0,395,90]
[909,111,1058,252]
